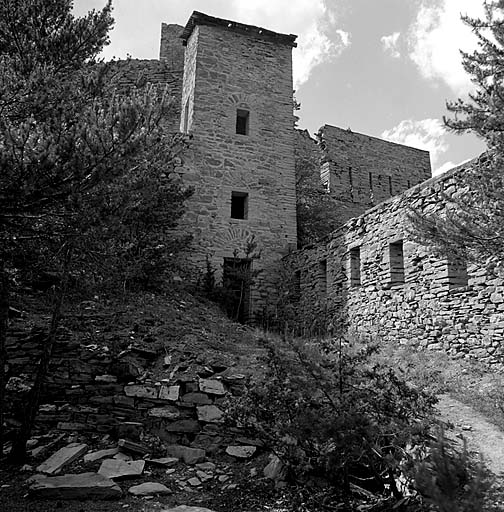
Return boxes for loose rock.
[166,445,205,465]
[29,472,122,500]
[84,447,119,463]
[98,459,145,479]
[128,482,171,496]
[199,379,225,395]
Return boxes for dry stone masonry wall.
[5,320,250,452]
[288,157,504,367]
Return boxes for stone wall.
[177,14,298,318]
[287,156,504,367]
[318,125,432,225]
[159,23,185,70]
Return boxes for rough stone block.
[124,384,158,399]
[196,405,224,423]
[199,379,225,395]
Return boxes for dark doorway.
[223,257,251,322]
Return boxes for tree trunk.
[0,260,9,458]
[9,247,72,463]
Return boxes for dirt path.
[436,394,504,477]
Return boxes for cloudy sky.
[73,0,488,175]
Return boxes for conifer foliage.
[0,0,191,460]
[411,1,504,264]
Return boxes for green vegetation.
[226,332,499,510]
[0,0,191,460]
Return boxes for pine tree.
[0,0,191,460]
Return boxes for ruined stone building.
[132,11,501,365]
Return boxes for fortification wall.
[287,157,504,367]
[318,125,432,225]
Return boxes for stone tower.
[177,12,298,320]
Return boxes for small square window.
[236,109,249,135]
[231,191,248,219]
[349,247,361,287]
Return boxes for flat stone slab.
[199,379,225,395]
[98,458,145,479]
[124,384,158,399]
[148,406,180,419]
[161,507,216,512]
[147,457,179,467]
[29,472,122,500]
[166,445,205,465]
[37,443,88,475]
[181,392,212,405]
[159,384,180,401]
[128,482,171,496]
[84,447,119,463]
[225,445,256,458]
[196,405,224,423]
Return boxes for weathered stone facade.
[318,125,432,224]
[289,156,504,367]
[175,13,298,318]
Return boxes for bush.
[227,333,437,504]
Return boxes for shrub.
[227,333,437,504]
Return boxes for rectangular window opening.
[389,241,405,285]
[292,270,301,302]
[236,109,249,135]
[231,191,248,219]
[447,258,468,289]
[350,247,361,287]
[319,259,327,296]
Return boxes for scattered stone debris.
[28,472,122,500]
[98,458,145,479]
[128,482,172,496]
[118,438,150,455]
[84,447,119,462]
[36,443,88,475]
[225,445,256,458]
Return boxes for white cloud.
[73,0,349,88]
[407,0,484,95]
[381,31,401,58]
[381,118,449,172]
[231,0,350,88]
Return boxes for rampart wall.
[318,125,432,225]
[288,156,504,367]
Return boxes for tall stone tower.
[177,12,298,320]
